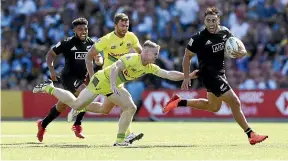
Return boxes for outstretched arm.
[154,68,198,81]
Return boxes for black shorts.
[199,73,231,97]
[60,74,85,94]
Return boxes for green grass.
[1,121,288,160]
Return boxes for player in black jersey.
[164,7,268,145]
[36,18,103,142]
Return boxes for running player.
[36,18,103,142]
[67,13,142,139]
[33,40,198,146]
[163,7,268,145]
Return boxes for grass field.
[1,121,288,160]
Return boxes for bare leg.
[85,97,115,114]
[186,92,222,112]
[51,87,97,110]
[220,89,249,130]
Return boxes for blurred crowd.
[1,0,288,100]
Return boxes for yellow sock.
[78,108,87,112]
[116,133,125,143]
[44,86,55,95]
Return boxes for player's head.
[72,18,88,41]
[142,40,160,64]
[204,7,220,34]
[114,13,129,37]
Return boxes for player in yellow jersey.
[66,13,142,139]
[33,40,198,146]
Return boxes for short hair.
[72,18,88,28]
[204,7,220,17]
[114,13,129,24]
[143,40,160,49]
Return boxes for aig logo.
[212,42,224,53]
[75,52,87,59]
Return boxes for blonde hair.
[143,40,160,49]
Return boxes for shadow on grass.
[1,142,242,149]
[122,144,239,148]
[1,142,111,148]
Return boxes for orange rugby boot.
[248,132,268,145]
[72,125,85,139]
[163,94,181,113]
[36,119,46,142]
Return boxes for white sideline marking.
[1,134,99,138]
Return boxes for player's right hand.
[49,69,58,81]
[181,78,191,90]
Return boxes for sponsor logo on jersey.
[109,53,127,57]
[205,40,212,45]
[71,46,77,51]
[75,52,88,59]
[212,42,225,53]
[111,45,116,49]
[127,42,132,48]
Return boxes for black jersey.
[186,26,234,76]
[52,36,94,79]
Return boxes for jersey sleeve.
[131,32,141,49]
[146,64,161,74]
[186,32,200,53]
[52,40,68,55]
[94,36,108,52]
[222,26,235,38]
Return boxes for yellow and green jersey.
[94,31,140,68]
[87,53,160,95]
[103,53,160,86]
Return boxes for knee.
[209,102,222,112]
[127,104,137,114]
[231,98,241,109]
[101,108,111,115]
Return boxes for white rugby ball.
[225,37,245,58]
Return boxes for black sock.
[74,112,86,126]
[245,128,253,138]
[178,100,187,106]
[41,105,61,128]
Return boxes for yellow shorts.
[87,71,112,95]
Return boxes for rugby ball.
[225,37,245,58]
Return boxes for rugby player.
[33,40,198,146]
[163,7,268,145]
[36,18,103,142]
[67,13,143,140]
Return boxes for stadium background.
[1,0,288,119]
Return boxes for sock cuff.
[48,87,55,95]
[245,128,252,133]
[117,133,125,139]
[178,99,187,106]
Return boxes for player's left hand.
[231,41,246,58]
